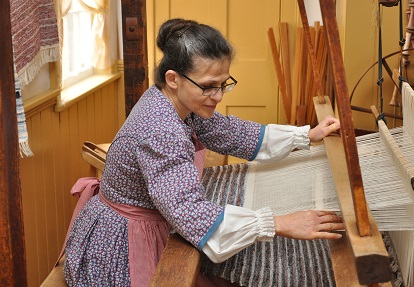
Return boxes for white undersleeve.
[202,205,275,263]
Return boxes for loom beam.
[319,0,371,237]
[314,97,392,285]
[317,0,393,284]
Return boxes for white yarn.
[246,127,414,231]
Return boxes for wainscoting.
[19,75,125,287]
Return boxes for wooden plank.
[319,0,370,237]
[0,0,27,285]
[41,109,59,272]
[314,96,392,285]
[31,113,50,282]
[150,233,200,287]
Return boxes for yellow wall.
[147,0,404,130]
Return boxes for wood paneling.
[19,79,123,287]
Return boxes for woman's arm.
[202,205,344,263]
[254,115,340,162]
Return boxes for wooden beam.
[328,232,392,287]
[150,233,201,287]
[121,0,149,117]
[319,0,370,237]
[314,97,392,285]
[0,0,27,285]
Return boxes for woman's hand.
[274,210,345,240]
[308,115,340,143]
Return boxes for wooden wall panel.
[19,79,123,287]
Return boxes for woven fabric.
[15,89,34,157]
[200,163,336,286]
[10,0,59,156]
[10,0,59,87]
[200,163,404,287]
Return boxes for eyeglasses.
[180,74,237,97]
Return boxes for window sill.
[54,73,122,112]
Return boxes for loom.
[192,84,414,287]
[243,81,414,285]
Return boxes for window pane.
[62,1,94,87]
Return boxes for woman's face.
[168,57,232,120]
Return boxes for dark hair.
[154,18,234,88]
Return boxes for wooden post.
[0,0,28,286]
[121,0,149,117]
[319,0,371,237]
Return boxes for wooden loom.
[152,1,406,286]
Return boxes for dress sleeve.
[253,124,310,162]
[201,205,275,263]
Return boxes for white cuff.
[254,124,310,162]
[201,205,275,263]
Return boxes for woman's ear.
[165,70,179,90]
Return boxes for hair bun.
[156,18,198,53]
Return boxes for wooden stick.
[268,27,291,123]
[297,0,325,104]
[305,26,317,125]
[371,105,414,191]
[320,0,371,237]
[279,22,293,116]
[291,27,303,125]
[297,29,309,125]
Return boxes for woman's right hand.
[274,210,345,240]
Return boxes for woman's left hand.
[308,115,340,143]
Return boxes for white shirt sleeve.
[202,205,275,263]
[254,124,311,162]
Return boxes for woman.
[64,18,344,286]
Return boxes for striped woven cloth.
[200,163,403,287]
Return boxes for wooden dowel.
[371,105,414,191]
[351,105,403,120]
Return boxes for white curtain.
[55,0,111,74]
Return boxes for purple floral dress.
[64,85,264,286]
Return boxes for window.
[62,0,94,88]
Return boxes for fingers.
[314,211,345,236]
[319,222,345,232]
[316,231,343,240]
[318,213,343,224]
[322,116,340,134]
